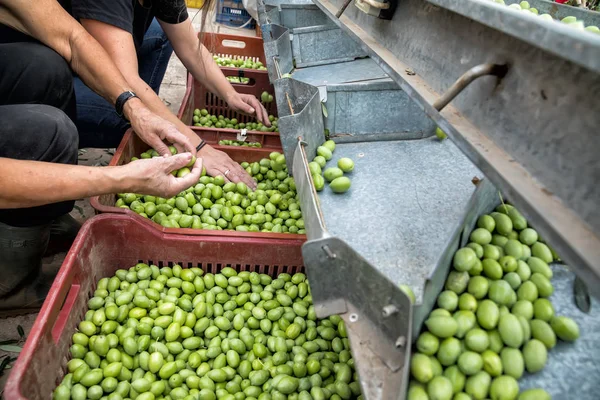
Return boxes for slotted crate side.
[4,214,304,400]
[179,73,278,125]
[202,32,266,65]
[89,129,303,241]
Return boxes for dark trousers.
[0,42,79,227]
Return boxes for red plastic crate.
[4,214,304,400]
[178,71,278,130]
[89,129,305,241]
[179,73,280,148]
[202,33,267,68]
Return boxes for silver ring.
[224,169,230,176]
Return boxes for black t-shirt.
[59,0,189,51]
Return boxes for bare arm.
[0,0,126,105]
[80,18,256,189]
[161,18,269,125]
[0,0,195,156]
[0,155,201,209]
[80,18,202,148]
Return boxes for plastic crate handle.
[221,39,247,49]
[51,282,81,343]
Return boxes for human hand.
[197,144,257,190]
[125,99,196,157]
[226,93,271,127]
[119,153,202,198]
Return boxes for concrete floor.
[0,8,257,393]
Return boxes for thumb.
[164,152,193,173]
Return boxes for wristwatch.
[115,91,138,119]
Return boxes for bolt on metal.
[395,336,406,348]
[322,245,337,259]
[382,305,399,317]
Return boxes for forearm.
[0,158,128,209]
[127,77,202,148]
[68,29,132,105]
[0,0,133,107]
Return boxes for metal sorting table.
[518,265,600,397]
[294,60,435,139]
[312,139,480,300]
[258,1,600,399]
[311,0,600,295]
[259,10,436,139]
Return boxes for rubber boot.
[45,214,82,256]
[0,221,52,318]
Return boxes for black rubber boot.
[45,214,82,256]
[0,222,51,318]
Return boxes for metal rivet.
[349,313,358,323]
[322,245,337,259]
[382,305,398,317]
[395,336,406,348]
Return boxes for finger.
[246,96,266,125]
[233,163,257,189]
[164,126,196,155]
[237,100,256,117]
[164,152,194,173]
[173,143,185,154]
[208,166,231,183]
[149,138,172,158]
[256,101,271,127]
[220,164,241,184]
[170,159,202,193]
[189,156,203,177]
[218,169,232,184]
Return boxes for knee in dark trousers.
[0,104,78,164]
[0,42,75,118]
[0,104,78,227]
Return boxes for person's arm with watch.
[0,0,203,207]
[0,0,196,158]
[160,18,271,128]
[79,18,258,189]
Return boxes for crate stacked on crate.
[4,214,305,400]
[178,71,278,141]
[216,0,256,30]
[200,33,268,84]
[89,129,305,241]
[180,33,278,147]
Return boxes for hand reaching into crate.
[123,153,203,198]
[197,145,258,190]
[0,153,201,209]
[127,101,197,158]
[225,93,271,127]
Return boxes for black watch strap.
[115,91,138,119]
[196,139,207,153]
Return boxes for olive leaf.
[321,102,328,118]
[17,325,25,338]
[0,345,23,353]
